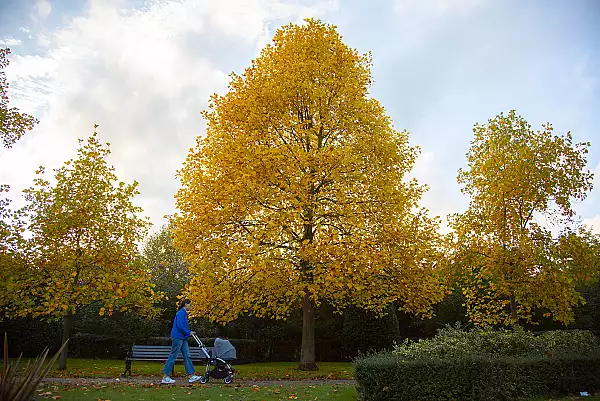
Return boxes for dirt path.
[42,376,356,386]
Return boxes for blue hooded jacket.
[170,308,191,340]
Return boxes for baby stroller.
[191,333,235,384]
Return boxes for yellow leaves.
[2,127,159,321]
[175,18,444,324]
[452,110,597,326]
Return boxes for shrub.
[356,326,600,400]
[392,323,598,360]
[537,329,598,352]
[0,318,62,357]
[71,333,127,359]
[353,349,600,401]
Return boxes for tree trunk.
[57,313,74,370]
[509,294,520,327]
[298,292,318,370]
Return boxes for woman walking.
[162,299,201,384]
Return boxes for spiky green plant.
[1,333,68,401]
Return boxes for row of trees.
[173,19,599,369]
[1,19,599,371]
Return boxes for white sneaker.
[161,377,175,384]
[188,375,202,383]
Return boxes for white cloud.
[406,150,462,233]
[0,0,337,232]
[35,0,52,20]
[583,214,600,235]
[575,161,600,226]
[0,38,23,46]
[407,150,436,193]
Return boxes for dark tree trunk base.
[509,294,520,327]
[57,313,74,370]
[298,361,319,371]
[299,292,318,371]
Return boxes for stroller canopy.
[214,337,236,360]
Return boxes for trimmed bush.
[71,333,127,359]
[393,323,598,359]
[0,318,62,357]
[355,326,600,400]
[353,350,600,401]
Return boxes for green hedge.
[71,333,127,358]
[0,317,62,357]
[341,305,401,358]
[353,350,600,401]
[393,324,598,359]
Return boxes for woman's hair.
[178,299,191,309]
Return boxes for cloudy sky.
[0,0,599,235]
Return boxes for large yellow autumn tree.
[450,110,597,326]
[1,128,161,369]
[174,19,446,370]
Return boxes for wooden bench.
[122,344,215,377]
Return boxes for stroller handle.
[191,332,203,346]
[191,333,212,359]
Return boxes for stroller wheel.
[223,373,233,384]
[199,374,209,384]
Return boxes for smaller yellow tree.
[450,110,597,326]
[2,127,161,369]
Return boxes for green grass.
[24,358,599,400]
[530,396,600,401]
[35,383,599,401]
[39,358,353,379]
[37,382,357,400]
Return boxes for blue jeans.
[162,338,195,376]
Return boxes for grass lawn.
[19,358,598,400]
[37,382,357,400]
[534,398,600,401]
[41,358,354,379]
[35,383,599,401]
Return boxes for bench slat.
[130,356,207,360]
[131,349,207,352]
[131,350,211,355]
[131,355,207,358]
[131,354,206,356]
[128,345,222,361]
[131,346,213,350]
[131,344,211,346]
